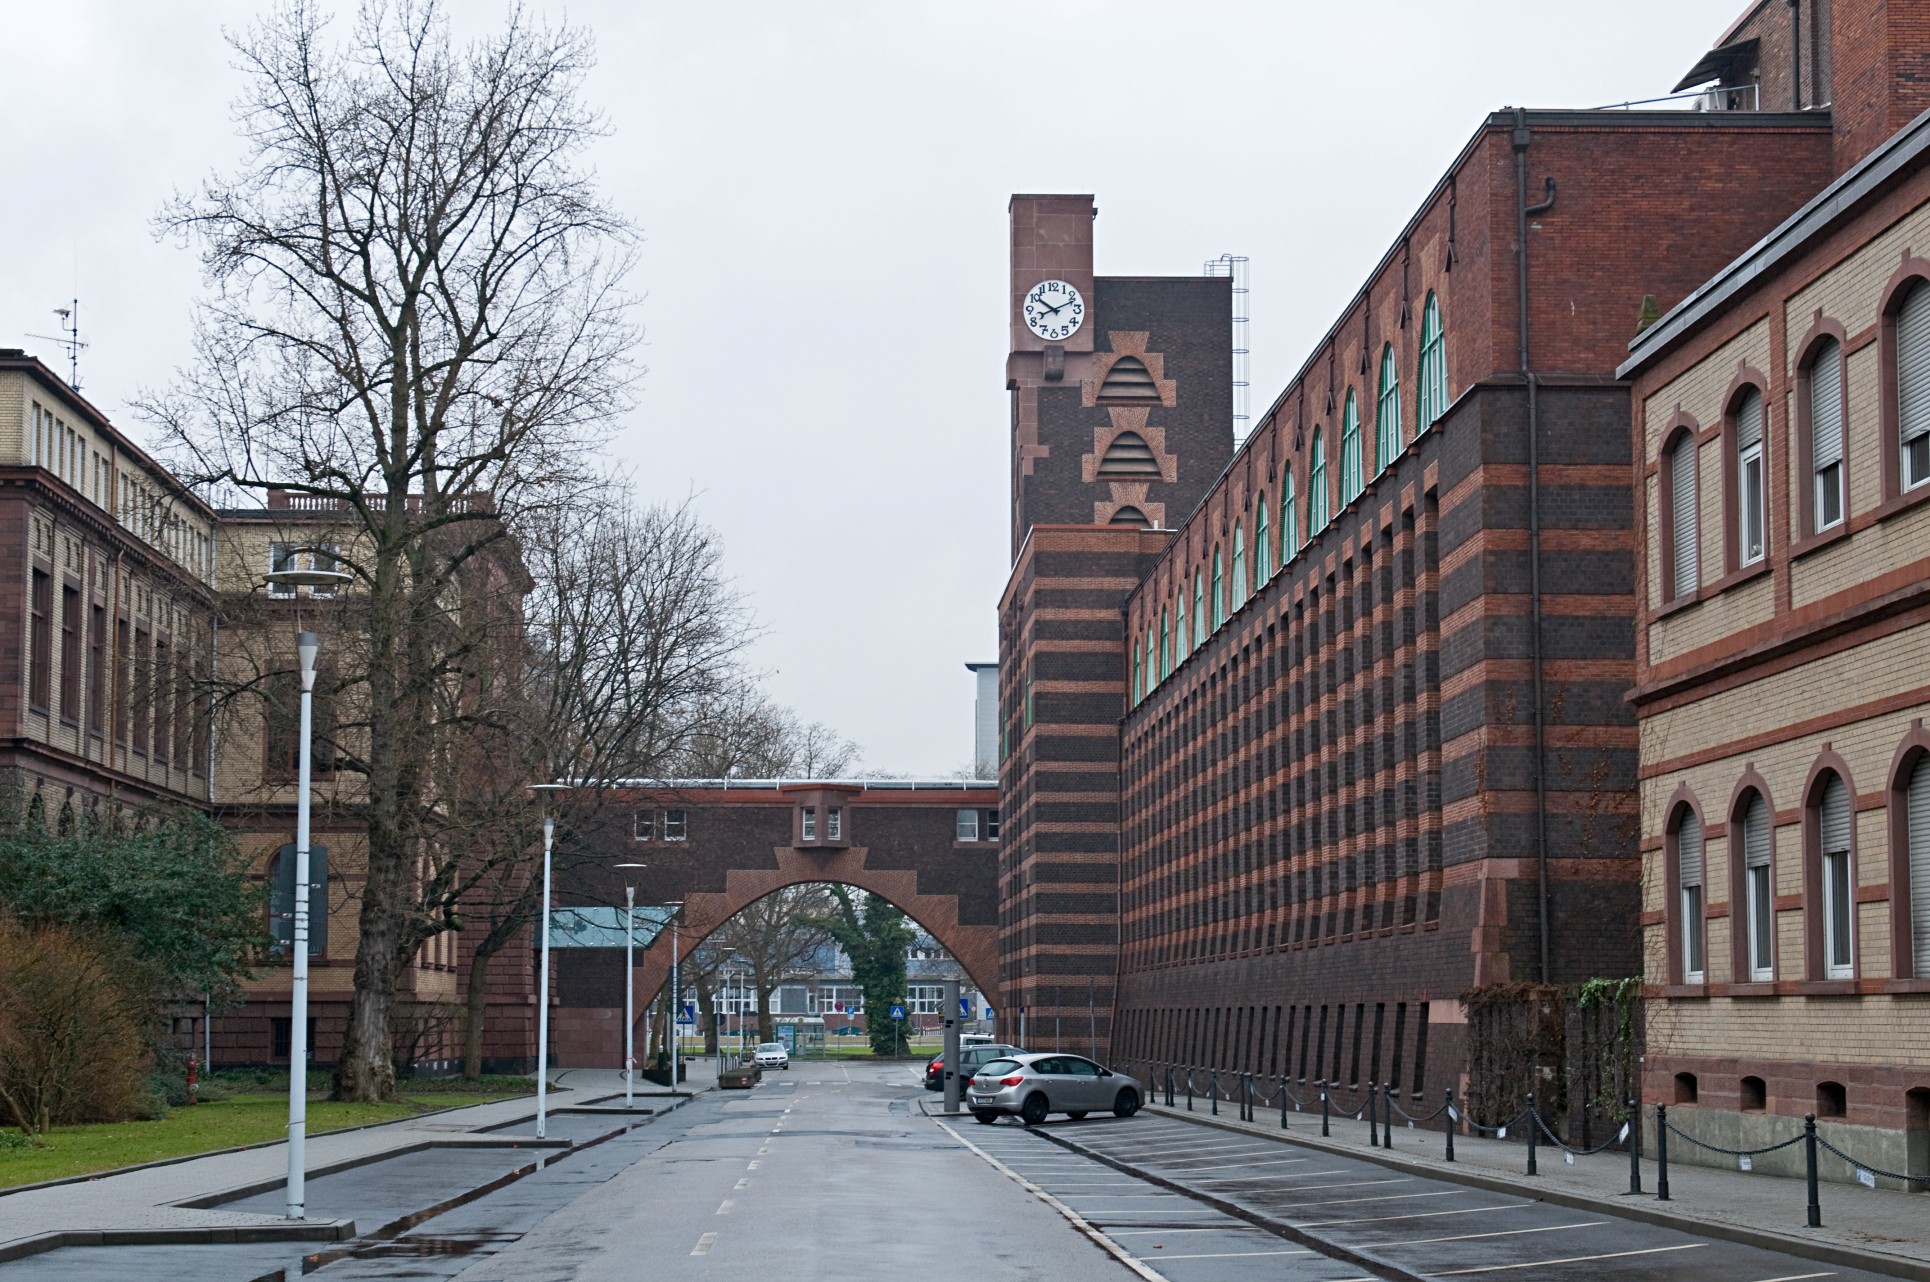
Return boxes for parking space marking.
[1301,1202,1530,1227]
[1380,1221,1606,1246]
[1432,1243,1706,1275]
[1273,1188,1462,1209]
[690,1232,717,1255]
[1153,1249,1318,1260]
[1104,1227,1268,1236]
[1746,1274,1835,1281]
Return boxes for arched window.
[1417,293,1446,433]
[1132,642,1142,705]
[1905,754,1930,976]
[1146,621,1157,691]
[1192,572,1205,648]
[1739,791,1774,981]
[1211,551,1225,630]
[1308,430,1329,531]
[1340,390,1363,504]
[1896,280,1930,491]
[1815,771,1855,979]
[1159,610,1170,681]
[1667,430,1699,600]
[1232,524,1248,608]
[1281,470,1298,560]
[1376,343,1401,474]
[1175,595,1187,663]
[1808,337,1846,532]
[1254,497,1271,584]
[1673,803,1706,983]
[1734,387,1766,567]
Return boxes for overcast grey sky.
[3,0,1743,775]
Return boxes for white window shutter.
[1678,810,1703,888]
[1821,776,1850,857]
[1736,388,1763,450]
[1744,796,1770,868]
[1898,284,1930,445]
[1671,434,1699,597]
[1811,340,1844,468]
[1908,758,1930,975]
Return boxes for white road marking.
[1433,1243,1707,1275]
[1302,1203,1529,1227]
[1277,1189,1462,1208]
[1145,1156,1313,1171]
[734,1178,749,1189]
[716,1199,733,1215]
[1380,1221,1606,1246]
[746,1160,759,1169]
[931,1116,1173,1282]
[1153,1249,1317,1260]
[1746,1275,1835,1281]
[690,1232,717,1255]
[1103,1227,1267,1236]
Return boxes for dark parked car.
[924,1043,1024,1091]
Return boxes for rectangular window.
[28,569,51,710]
[267,543,298,597]
[1811,342,1845,530]
[633,810,656,841]
[826,806,842,841]
[1743,798,1773,980]
[956,808,979,842]
[801,807,817,841]
[173,648,193,767]
[87,604,106,735]
[59,584,81,722]
[662,808,687,841]
[114,619,130,743]
[309,543,341,596]
[985,808,1001,841]
[1679,811,1705,982]
[1823,848,1854,977]
[1670,434,1699,598]
[152,637,171,764]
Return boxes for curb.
[1141,1103,1930,1282]
[0,1220,358,1266]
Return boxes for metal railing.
[1127,1058,1925,1228]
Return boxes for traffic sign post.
[941,979,962,1114]
[889,1004,905,1058]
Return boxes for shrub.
[0,920,151,1133]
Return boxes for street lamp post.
[528,783,574,1140]
[614,862,647,1110]
[263,560,350,1223]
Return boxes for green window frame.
[1146,622,1157,689]
[1340,390,1363,504]
[1212,550,1225,629]
[1254,498,1271,584]
[1282,471,1298,561]
[1159,611,1170,681]
[1192,572,1205,648]
[1418,292,1446,433]
[1309,429,1329,531]
[1377,343,1401,473]
[1132,642,1142,704]
[1024,674,1033,728]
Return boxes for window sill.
[1798,978,1859,995]
[1652,589,1701,621]
[1725,981,1778,997]
[1873,477,1930,524]
[1708,557,1772,597]
[1656,983,1710,998]
[1789,519,1852,561]
[1880,978,1930,994]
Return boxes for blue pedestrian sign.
[959,997,970,1016]
[889,1004,905,1020]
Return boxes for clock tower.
[1005,194,1233,559]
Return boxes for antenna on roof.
[27,300,87,392]
[1203,255,1250,442]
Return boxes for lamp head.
[296,632,320,676]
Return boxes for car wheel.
[972,1109,999,1124]
[1112,1088,1141,1118]
[1066,1111,1088,1120]
[1019,1093,1050,1126]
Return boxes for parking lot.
[941,1107,1896,1281]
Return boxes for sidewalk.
[1144,1094,1929,1281]
[0,1068,705,1265]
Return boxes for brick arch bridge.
[551,780,1000,1064]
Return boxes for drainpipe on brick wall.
[1513,109,1556,985]
[1789,0,1803,111]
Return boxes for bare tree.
[675,687,860,779]
[146,0,639,1100]
[711,885,839,1043]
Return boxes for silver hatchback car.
[966,1052,1142,1125]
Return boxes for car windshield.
[757,1043,784,1052]
[976,1059,1022,1076]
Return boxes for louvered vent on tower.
[1109,505,1150,528]
[1098,355,1160,400]
[1097,431,1160,477]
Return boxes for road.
[0,1061,1899,1280]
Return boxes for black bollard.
[1165,1065,1174,1108]
[1245,1072,1254,1123]
[1384,1083,1395,1148]
[1525,1091,1538,1176]
[1280,1077,1290,1130]
[1655,1103,1670,1201]
[1627,1097,1642,1195]
[1321,1080,1331,1137]
[1210,1068,1219,1116]
[1444,1086,1456,1162]
[1368,1080,1380,1146]
[1804,1114,1822,1228]
[1186,1067,1194,1112]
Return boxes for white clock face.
[1023,279,1086,341]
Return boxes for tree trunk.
[758,979,778,1044]
[462,947,493,1080]
[695,974,717,1054]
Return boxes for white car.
[753,1042,790,1070]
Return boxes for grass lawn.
[0,1087,530,1190]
